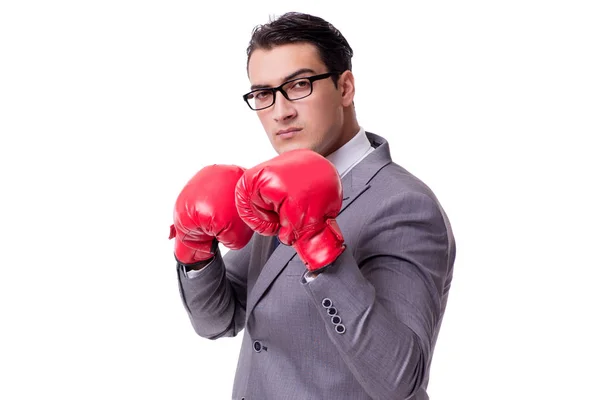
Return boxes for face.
[246,42,355,156]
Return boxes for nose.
[271,91,297,122]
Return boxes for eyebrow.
[250,68,317,90]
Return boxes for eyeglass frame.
[242,72,339,111]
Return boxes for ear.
[339,70,355,107]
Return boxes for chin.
[274,140,314,155]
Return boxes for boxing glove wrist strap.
[173,236,218,265]
[293,218,345,272]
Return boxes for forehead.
[248,42,326,86]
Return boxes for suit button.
[335,324,346,334]
[327,306,337,316]
[331,315,342,325]
[253,340,262,352]
[322,298,332,308]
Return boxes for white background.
[1,1,599,399]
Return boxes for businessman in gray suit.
[170,12,456,400]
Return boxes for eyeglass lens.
[246,78,313,110]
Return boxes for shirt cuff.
[182,257,216,279]
[302,269,319,283]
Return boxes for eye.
[254,90,272,100]
[292,80,310,89]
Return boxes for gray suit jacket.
[177,132,456,400]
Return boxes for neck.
[324,108,360,157]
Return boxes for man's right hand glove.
[169,165,254,265]
[234,149,345,273]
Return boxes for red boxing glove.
[169,165,253,265]
[235,149,345,272]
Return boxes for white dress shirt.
[326,126,374,178]
[185,127,374,279]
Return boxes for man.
[170,12,456,400]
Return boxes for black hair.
[246,12,354,86]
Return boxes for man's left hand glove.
[235,148,345,272]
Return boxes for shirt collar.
[326,126,372,178]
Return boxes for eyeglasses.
[242,72,338,111]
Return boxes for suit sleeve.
[302,192,455,400]
[176,236,254,339]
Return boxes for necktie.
[271,237,280,255]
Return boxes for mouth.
[276,127,302,139]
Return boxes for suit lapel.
[245,132,392,317]
[245,236,295,317]
[340,179,370,214]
